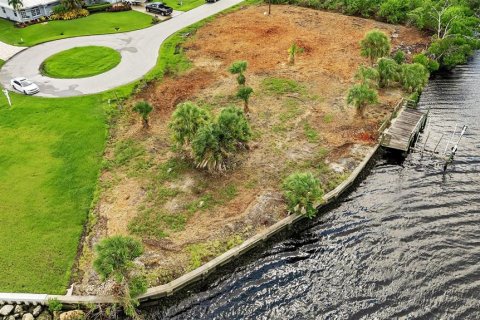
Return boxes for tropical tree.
[236,86,254,114]
[282,172,323,219]
[169,102,211,147]
[354,65,379,88]
[94,236,147,318]
[191,106,251,172]
[8,0,23,18]
[132,101,153,129]
[400,63,429,93]
[360,30,391,65]
[60,0,83,10]
[229,61,248,86]
[346,83,378,118]
[377,57,400,88]
[216,106,251,149]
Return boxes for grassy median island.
[0,91,117,293]
[41,46,121,78]
[0,11,152,47]
[159,0,206,11]
[73,5,429,294]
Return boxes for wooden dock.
[381,105,427,152]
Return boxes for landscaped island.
[73,5,428,297]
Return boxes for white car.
[10,77,40,95]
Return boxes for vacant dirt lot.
[75,5,428,293]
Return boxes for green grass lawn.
[41,46,121,78]
[0,92,111,293]
[0,11,152,46]
[0,59,4,68]
[159,0,206,11]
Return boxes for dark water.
[144,54,480,319]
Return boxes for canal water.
[143,53,480,319]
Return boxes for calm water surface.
[144,53,480,319]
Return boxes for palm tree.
[288,43,303,65]
[236,86,253,114]
[346,83,378,118]
[60,0,84,10]
[132,101,153,129]
[229,61,247,86]
[8,0,24,21]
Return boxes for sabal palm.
[8,0,23,11]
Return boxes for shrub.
[400,63,429,93]
[50,8,89,20]
[288,42,303,65]
[354,65,379,88]
[132,101,153,129]
[346,83,378,118]
[428,36,480,69]
[412,53,440,73]
[93,236,146,317]
[52,4,68,14]
[282,172,323,218]
[169,102,211,147]
[151,15,161,24]
[86,3,112,12]
[379,0,417,24]
[106,2,131,12]
[48,298,63,312]
[94,236,143,281]
[377,57,399,87]
[392,50,406,64]
[360,29,391,65]
[191,107,251,172]
[216,106,251,148]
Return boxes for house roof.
[0,0,55,10]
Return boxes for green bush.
[132,101,153,129]
[282,172,323,218]
[400,63,429,93]
[229,61,248,85]
[169,102,211,147]
[48,298,63,312]
[412,53,439,72]
[191,106,251,171]
[377,57,399,88]
[392,50,406,64]
[86,3,112,12]
[428,36,480,70]
[360,29,391,65]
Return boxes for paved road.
[0,42,26,61]
[0,0,243,98]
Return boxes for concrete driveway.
[0,0,243,98]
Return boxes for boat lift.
[412,124,468,172]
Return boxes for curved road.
[0,0,243,98]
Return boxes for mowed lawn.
[160,0,206,11]
[0,93,108,293]
[41,46,121,78]
[0,11,152,46]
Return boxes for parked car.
[145,2,173,15]
[10,77,40,95]
[206,0,219,3]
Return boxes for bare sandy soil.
[74,4,428,293]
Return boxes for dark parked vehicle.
[145,2,173,15]
[205,0,219,3]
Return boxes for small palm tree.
[8,0,24,20]
[288,43,303,65]
[132,101,153,129]
[60,0,83,10]
[360,30,391,66]
[346,83,378,118]
[236,86,254,114]
[229,61,248,86]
